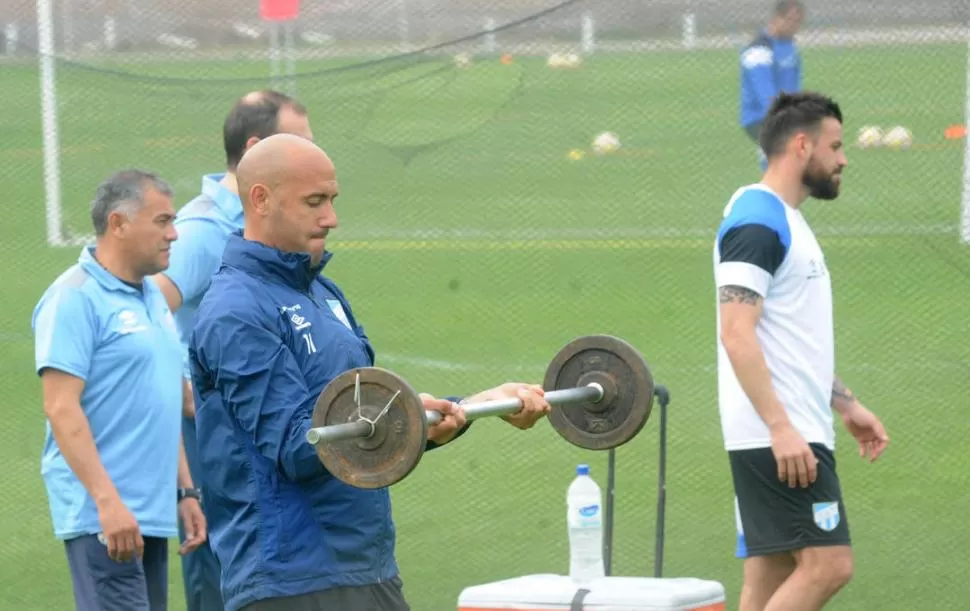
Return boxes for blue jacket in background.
[188,232,470,611]
[739,29,802,129]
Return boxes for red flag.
[260,0,300,22]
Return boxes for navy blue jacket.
[739,29,802,128]
[188,232,470,611]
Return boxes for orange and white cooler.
[457,574,725,611]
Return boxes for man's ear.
[791,131,813,160]
[106,209,129,237]
[244,136,261,154]
[249,184,271,216]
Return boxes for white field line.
[379,353,970,376]
[1,334,962,377]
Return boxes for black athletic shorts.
[730,442,851,557]
[239,576,410,611]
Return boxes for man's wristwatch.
[177,487,202,503]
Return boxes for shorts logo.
[812,501,840,532]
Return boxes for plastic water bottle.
[566,464,605,584]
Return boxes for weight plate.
[544,335,654,450]
[311,367,427,489]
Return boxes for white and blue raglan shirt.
[164,173,244,377]
[739,29,802,130]
[713,184,836,454]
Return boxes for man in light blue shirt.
[739,0,805,170]
[152,89,315,611]
[32,169,207,611]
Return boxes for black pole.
[603,447,616,576]
[653,384,671,578]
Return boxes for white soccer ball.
[856,126,883,149]
[564,53,582,68]
[591,131,621,155]
[453,52,472,68]
[547,52,566,68]
[882,126,912,150]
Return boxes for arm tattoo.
[719,285,761,305]
[832,376,856,405]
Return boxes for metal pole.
[653,385,671,578]
[306,384,604,445]
[268,21,281,89]
[604,447,616,576]
[283,19,296,97]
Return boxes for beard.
[802,160,841,200]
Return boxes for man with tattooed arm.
[712,91,890,611]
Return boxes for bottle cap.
[576,464,589,476]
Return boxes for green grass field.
[1,40,969,610]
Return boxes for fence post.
[581,11,594,54]
[682,12,697,49]
[484,17,496,54]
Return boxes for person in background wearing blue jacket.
[740,1,805,170]
[188,133,553,611]
[152,88,314,611]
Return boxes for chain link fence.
[2,0,968,609]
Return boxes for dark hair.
[223,90,308,170]
[759,91,843,159]
[774,0,804,16]
[91,169,172,236]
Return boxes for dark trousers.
[178,519,224,611]
[65,534,168,611]
[239,576,411,611]
[743,121,768,170]
[179,415,225,611]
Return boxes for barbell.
[305,334,660,489]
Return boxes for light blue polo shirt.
[164,173,244,377]
[32,246,184,540]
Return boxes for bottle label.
[569,503,601,528]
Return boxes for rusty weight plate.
[311,367,428,489]
[544,335,654,450]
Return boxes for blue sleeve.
[195,304,325,483]
[32,285,97,380]
[717,190,791,250]
[717,189,791,275]
[164,219,227,305]
[741,45,779,120]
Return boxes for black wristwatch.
[177,487,202,503]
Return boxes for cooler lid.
[458,574,725,607]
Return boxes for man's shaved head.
[236,133,330,203]
[238,133,340,266]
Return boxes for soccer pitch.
[1,40,968,610]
